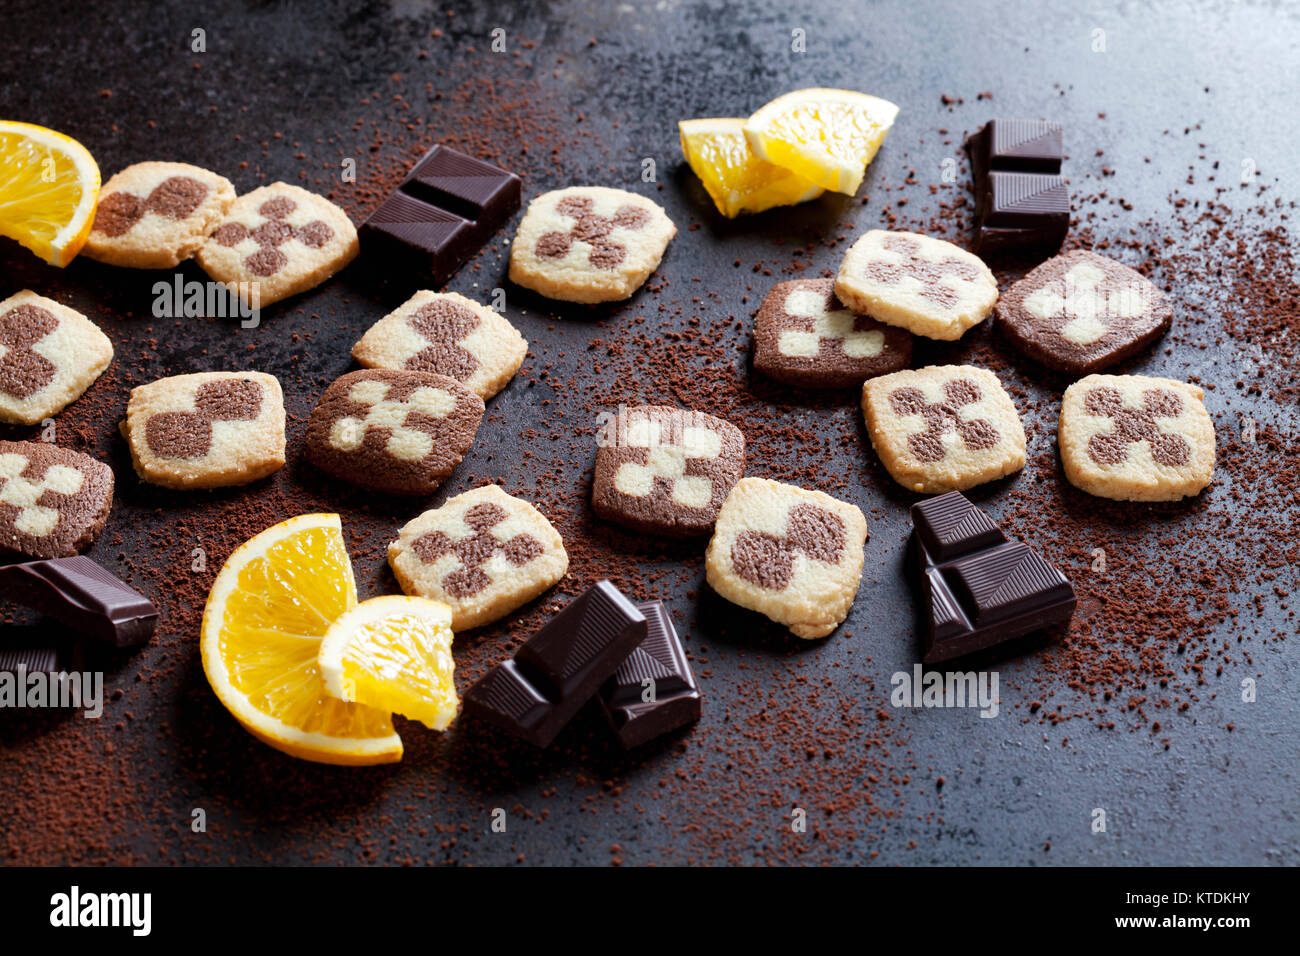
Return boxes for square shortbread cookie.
[122,371,285,489]
[389,484,569,630]
[997,250,1173,375]
[83,161,236,269]
[753,277,912,388]
[862,365,1027,493]
[508,186,676,303]
[592,404,745,537]
[0,291,113,425]
[0,440,114,559]
[834,230,998,340]
[196,183,359,307]
[1059,374,1215,501]
[351,291,527,400]
[705,477,868,640]
[304,368,485,496]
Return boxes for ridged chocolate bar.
[0,556,157,648]
[359,144,521,288]
[598,600,700,748]
[965,118,1068,255]
[463,581,646,747]
[909,492,1075,662]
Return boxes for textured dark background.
[1,0,1297,865]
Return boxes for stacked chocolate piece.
[965,119,1069,255]
[464,581,702,748]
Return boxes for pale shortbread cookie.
[0,291,113,425]
[83,162,236,269]
[1059,374,1215,502]
[705,477,868,640]
[389,484,568,630]
[196,183,359,307]
[351,291,527,401]
[508,186,676,303]
[835,230,997,340]
[122,371,285,489]
[862,365,1027,493]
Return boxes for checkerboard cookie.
[1059,374,1214,501]
[0,291,113,425]
[351,291,527,401]
[389,484,568,630]
[862,365,1027,493]
[83,162,236,269]
[122,371,285,489]
[835,230,997,340]
[592,404,745,537]
[196,183,359,307]
[305,369,484,495]
[508,187,676,303]
[705,478,867,639]
[997,250,1173,375]
[0,441,113,559]
[754,278,912,388]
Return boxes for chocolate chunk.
[965,118,1063,185]
[965,118,1069,256]
[0,645,62,674]
[598,601,701,748]
[909,492,1075,663]
[0,556,158,648]
[359,145,521,288]
[463,581,646,747]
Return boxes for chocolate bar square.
[598,600,701,748]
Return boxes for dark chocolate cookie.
[0,440,114,559]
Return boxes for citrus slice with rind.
[743,89,899,196]
[318,595,459,732]
[679,117,824,217]
[0,121,101,266]
[200,514,403,765]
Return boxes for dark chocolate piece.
[359,145,521,288]
[965,119,1068,255]
[0,556,158,648]
[463,581,646,747]
[598,600,701,748]
[909,492,1075,663]
[0,646,62,674]
[965,118,1063,185]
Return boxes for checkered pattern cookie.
[305,368,484,495]
[0,291,113,425]
[705,477,868,640]
[0,440,113,559]
[997,250,1173,375]
[592,405,745,537]
[196,183,359,307]
[83,162,236,269]
[862,365,1027,493]
[835,230,998,340]
[122,371,285,489]
[389,484,568,630]
[1059,374,1215,501]
[351,291,527,401]
[509,186,676,303]
[754,278,912,388]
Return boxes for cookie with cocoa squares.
[83,161,235,269]
[592,404,745,537]
[305,368,484,495]
[0,290,113,425]
[509,186,676,303]
[0,440,114,559]
[754,278,911,388]
[351,291,527,401]
[196,183,358,307]
[705,477,868,640]
[389,484,568,630]
[122,371,285,490]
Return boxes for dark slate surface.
[1,0,1296,865]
